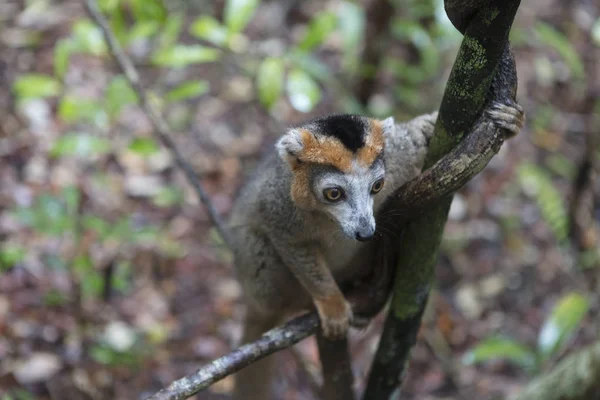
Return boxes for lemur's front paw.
[315,294,353,340]
[487,101,525,138]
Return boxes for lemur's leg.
[487,101,525,138]
[233,309,280,400]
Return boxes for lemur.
[228,112,523,399]
[228,57,524,400]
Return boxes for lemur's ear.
[380,117,395,136]
[276,128,304,167]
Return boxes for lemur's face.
[277,114,395,241]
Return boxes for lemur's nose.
[355,231,374,241]
[355,216,375,241]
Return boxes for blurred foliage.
[534,22,585,81]
[1,391,37,400]
[3,0,598,391]
[518,163,569,243]
[464,292,590,373]
[7,186,182,302]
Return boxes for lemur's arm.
[269,237,352,339]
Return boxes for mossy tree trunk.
[362,1,521,398]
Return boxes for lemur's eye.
[323,187,344,202]
[371,178,384,194]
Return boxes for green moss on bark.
[363,1,521,399]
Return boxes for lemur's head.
[276,114,394,241]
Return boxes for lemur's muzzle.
[354,216,375,241]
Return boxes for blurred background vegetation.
[0,0,598,399]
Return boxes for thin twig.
[82,0,232,248]
[146,313,320,400]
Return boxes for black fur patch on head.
[310,114,368,153]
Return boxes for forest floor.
[0,0,599,399]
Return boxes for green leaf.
[297,11,337,52]
[288,52,333,81]
[13,74,61,100]
[153,187,183,207]
[108,6,129,45]
[33,195,70,235]
[534,22,585,80]
[112,261,132,293]
[256,57,284,110]
[43,289,70,306]
[152,45,220,67]
[54,39,75,79]
[81,270,103,300]
[593,18,600,46]
[130,0,167,23]
[132,227,161,244]
[128,138,160,156]
[190,16,229,46]
[286,69,321,112]
[517,163,568,242]
[58,95,107,127]
[463,337,537,370]
[62,186,80,219]
[128,21,160,42]
[157,13,183,50]
[107,218,133,242]
[544,154,576,179]
[0,244,26,271]
[71,20,107,56]
[98,0,119,13]
[105,76,138,119]
[337,2,364,69]
[390,18,439,81]
[538,292,589,360]
[83,215,111,239]
[51,133,111,158]
[224,0,260,33]
[165,81,210,103]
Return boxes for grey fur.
[230,113,436,308]
[229,112,438,400]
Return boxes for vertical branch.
[316,334,355,400]
[354,0,394,105]
[363,1,521,398]
[82,0,232,247]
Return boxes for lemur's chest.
[320,234,363,273]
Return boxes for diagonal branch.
[147,313,320,400]
[82,0,232,247]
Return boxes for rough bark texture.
[146,314,320,400]
[362,1,521,399]
[389,46,518,213]
[511,342,600,400]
